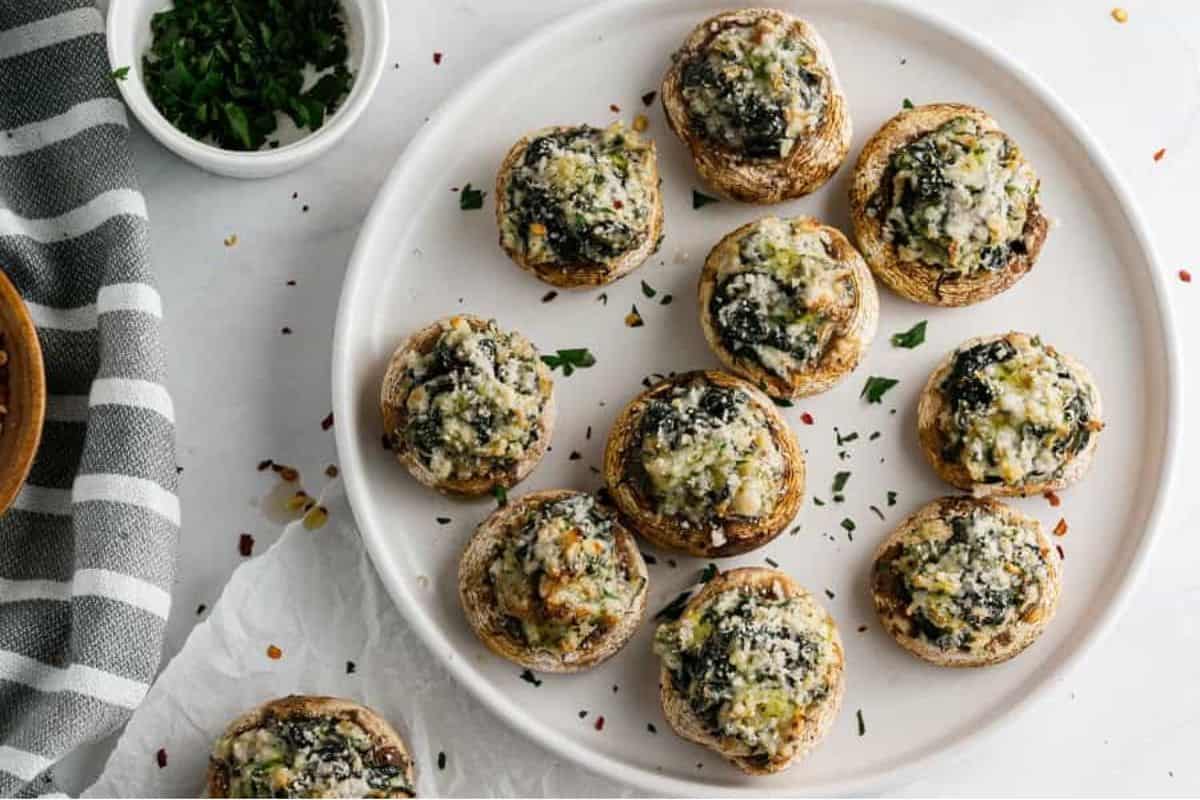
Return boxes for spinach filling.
[489,494,638,652]
[873,116,1038,276]
[891,510,1049,652]
[678,19,826,159]
[215,714,412,798]
[654,587,834,758]
[503,125,654,265]
[631,381,782,522]
[938,337,1093,486]
[399,320,544,481]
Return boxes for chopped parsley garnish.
[141,0,354,151]
[654,590,693,621]
[541,290,558,303]
[647,723,657,733]
[890,320,927,348]
[346,660,356,674]
[902,98,914,109]
[772,397,794,407]
[812,497,825,506]
[641,90,657,106]
[625,305,645,328]
[437,751,446,770]
[640,551,657,565]
[835,429,859,445]
[493,486,508,507]
[640,280,657,298]
[110,66,130,81]
[841,518,856,533]
[692,189,719,209]
[886,490,898,506]
[541,348,596,376]
[519,668,542,687]
[825,589,836,599]
[698,563,718,583]
[857,709,866,736]
[597,292,608,305]
[869,505,885,520]
[869,431,881,441]
[861,376,899,404]
[459,183,485,210]
[568,450,581,461]
[435,517,451,525]
[764,556,779,568]
[832,471,851,493]
[660,293,673,306]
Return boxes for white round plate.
[332,0,1179,794]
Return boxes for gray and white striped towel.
[0,2,178,796]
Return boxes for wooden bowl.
[0,269,46,515]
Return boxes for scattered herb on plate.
[111,66,130,81]
[886,490,898,506]
[890,320,927,348]
[493,486,508,507]
[832,471,851,493]
[142,0,354,151]
[692,189,719,209]
[519,668,542,687]
[861,376,899,404]
[857,709,866,736]
[841,518,856,533]
[654,590,693,621]
[541,347,596,376]
[640,280,657,298]
[902,98,914,109]
[459,183,485,210]
[698,563,718,583]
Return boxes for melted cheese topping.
[654,580,839,759]
[212,715,412,798]
[680,17,827,159]
[489,494,640,653]
[710,217,855,378]
[501,123,656,266]
[395,318,547,481]
[891,508,1051,653]
[878,116,1038,275]
[634,380,783,524]
[938,335,1095,487]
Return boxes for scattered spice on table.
[585,425,592,440]
[321,412,334,430]
[1053,518,1069,536]
[281,326,292,335]
[902,97,914,109]
[646,723,657,734]
[196,604,207,615]
[1179,269,1192,283]
[238,533,254,557]
[886,490,897,506]
[857,624,868,633]
[541,290,558,303]
[346,661,356,674]
[800,412,814,425]
[325,464,338,478]
[578,710,588,719]
[156,748,168,768]
[660,293,673,306]
[625,305,644,328]
[856,709,866,736]
[764,556,779,568]
[1044,490,1061,507]
[568,451,581,461]
[641,90,657,106]
[541,348,596,376]
[594,715,605,731]
[832,471,851,493]
[433,52,443,65]
[436,517,451,525]
[142,0,354,151]
[609,103,620,113]
[1153,147,1166,162]
[825,589,836,599]
[266,644,283,660]
[870,505,885,521]
[519,668,542,687]
[223,233,238,247]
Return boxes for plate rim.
[331,0,1182,794]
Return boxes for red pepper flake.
[1053,518,1069,537]
[1056,544,1066,560]
[238,533,255,557]
[1153,147,1166,162]
[1180,269,1192,283]
[321,412,334,431]
[594,715,605,731]
[609,103,620,113]
[155,748,168,768]
[433,51,443,65]
[267,644,283,660]
[800,412,814,425]
[1044,490,1061,507]
[612,199,624,209]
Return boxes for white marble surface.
[57,0,1198,794]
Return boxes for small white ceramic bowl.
[106,0,388,179]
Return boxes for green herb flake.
[541,347,596,376]
[460,183,485,210]
[110,66,131,81]
[857,708,866,736]
[870,505,885,521]
[841,518,856,532]
[660,294,673,306]
[861,376,899,404]
[692,190,719,209]
[902,98,914,109]
[493,486,508,507]
[812,497,825,506]
[764,556,779,568]
[886,490,898,507]
[832,471,851,493]
[597,293,608,305]
[640,280,657,298]
[519,668,542,687]
[869,431,881,441]
[772,397,794,407]
[890,320,927,348]
[141,0,354,152]
[437,752,447,770]
[698,563,718,583]
[654,590,693,621]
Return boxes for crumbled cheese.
[938,335,1094,487]
[396,318,547,481]
[710,217,854,378]
[680,17,828,158]
[501,123,655,265]
[489,494,638,652]
[879,116,1038,275]
[212,715,412,798]
[654,584,838,758]
[892,507,1051,652]
[634,380,783,522]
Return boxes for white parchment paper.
[85,484,631,797]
